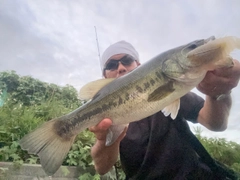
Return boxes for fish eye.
[188,44,197,50]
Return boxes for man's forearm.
[197,94,232,131]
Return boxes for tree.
[0,70,81,106]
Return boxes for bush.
[195,127,240,173]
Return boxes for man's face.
[103,54,140,78]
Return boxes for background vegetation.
[0,71,239,179]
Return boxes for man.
[90,40,240,179]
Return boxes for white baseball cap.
[100,40,139,73]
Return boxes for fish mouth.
[182,36,217,69]
[204,36,216,44]
[188,36,217,57]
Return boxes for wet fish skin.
[19,36,240,176]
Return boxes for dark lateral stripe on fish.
[72,74,170,126]
[136,85,143,93]
[77,78,174,122]
[118,97,124,105]
[144,82,150,91]
[74,100,120,125]
[125,93,130,100]
[80,107,103,122]
[147,80,175,102]
[150,78,156,86]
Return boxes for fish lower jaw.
[175,76,205,87]
[177,69,206,84]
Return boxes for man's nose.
[117,62,127,73]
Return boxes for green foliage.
[195,128,240,174]
[114,160,126,180]
[0,70,20,93]
[64,130,95,168]
[0,70,81,107]
[78,172,100,180]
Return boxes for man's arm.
[198,95,232,131]
[89,119,127,175]
[197,59,240,131]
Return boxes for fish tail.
[19,118,77,176]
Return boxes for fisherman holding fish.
[90,40,240,179]
[20,36,240,179]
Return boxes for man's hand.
[89,119,127,175]
[197,59,240,131]
[89,118,127,144]
[197,59,240,98]
[89,118,112,142]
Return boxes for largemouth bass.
[19,36,240,176]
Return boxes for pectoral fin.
[79,78,115,100]
[105,124,128,146]
[161,99,180,120]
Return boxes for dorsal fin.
[79,78,115,100]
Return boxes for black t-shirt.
[120,92,216,180]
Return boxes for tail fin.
[19,119,76,176]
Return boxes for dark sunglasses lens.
[105,56,135,70]
[105,60,119,70]
[121,57,134,65]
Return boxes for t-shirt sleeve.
[178,92,204,123]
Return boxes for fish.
[19,36,240,176]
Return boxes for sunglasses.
[104,55,135,71]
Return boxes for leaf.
[61,166,70,176]
[78,172,96,180]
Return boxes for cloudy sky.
[0,0,240,143]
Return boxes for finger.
[89,118,113,141]
[213,59,240,77]
[197,72,230,96]
[198,59,240,96]
[213,66,233,78]
[199,71,222,88]
[197,80,228,96]
[89,118,112,132]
